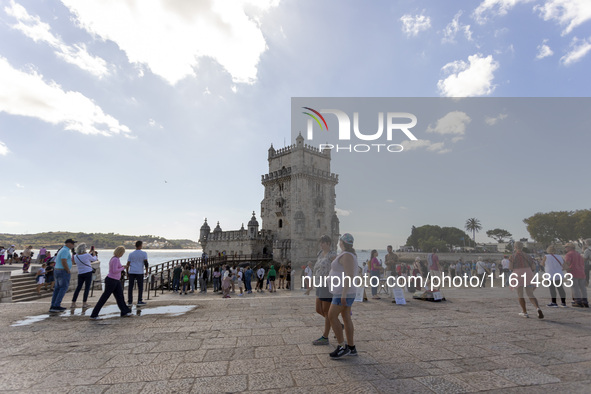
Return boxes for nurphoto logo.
[302,107,418,153]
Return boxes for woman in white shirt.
[71,243,98,308]
[541,245,566,307]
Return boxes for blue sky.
[0,0,590,248]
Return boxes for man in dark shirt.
[172,264,183,293]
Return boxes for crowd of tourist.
[2,237,589,343]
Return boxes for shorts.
[332,296,355,307]
[316,287,333,300]
[37,277,45,284]
[269,276,276,281]
[46,275,54,283]
[279,275,284,279]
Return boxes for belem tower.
[199,133,340,266]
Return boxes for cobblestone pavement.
[1,285,590,393]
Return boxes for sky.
[0,0,590,249]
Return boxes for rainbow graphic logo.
[302,107,328,132]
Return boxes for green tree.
[524,209,591,246]
[486,228,512,243]
[465,218,482,243]
[418,236,448,253]
[406,225,473,250]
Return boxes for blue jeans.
[172,277,180,291]
[370,270,380,296]
[51,269,71,308]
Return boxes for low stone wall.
[0,271,12,303]
[395,252,506,264]
[66,261,103,292]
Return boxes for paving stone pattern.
[1,286,590,393]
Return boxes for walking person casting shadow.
[328,233,359,359]
[510,241,543,319]
[90,246,132,319]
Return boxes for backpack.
[183,275,189,283]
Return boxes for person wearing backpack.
[181,265,191,295]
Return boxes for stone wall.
[394,252,506,265]
[0,271,12,303]
[66,260,103,292]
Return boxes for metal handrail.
[143,254,272,299]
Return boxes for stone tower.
[260,133,340,265]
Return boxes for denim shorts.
[332,296,355,307]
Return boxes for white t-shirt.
[128,249,148,275]
[75,253,98,275]
[257,268,265,279]
[501,258,510,270]
[304,266,313,277]
[544,254,564,277]
[476,261,487,275]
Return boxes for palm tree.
[465,218,482,243]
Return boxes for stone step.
[12,286,45,296]
[12,292,53,302]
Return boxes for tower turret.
[199,218,211,249]
[248,211,259,239]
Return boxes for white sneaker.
[518,312,529,318]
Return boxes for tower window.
[279,219,283,228]
[317,219,321,228]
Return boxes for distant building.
[200,133,340,265]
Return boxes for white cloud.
[386,199,395,203]
[485,113,508,125]
[0,57,131,136]
[400,13,431,37]
[148,118,163,129]
[61,0,279,85]
[437,54,499,97]
[335,207,352,217]
[426,111,472,142]
[16,183,25,188]
[535,0,591,36]
[401,139,450,154]
[560,37,591,66]
[5,1,109,78]
[473,0,533,24]
[536,39,554,59]
[442,11,473,43]
[0,141,9,156]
